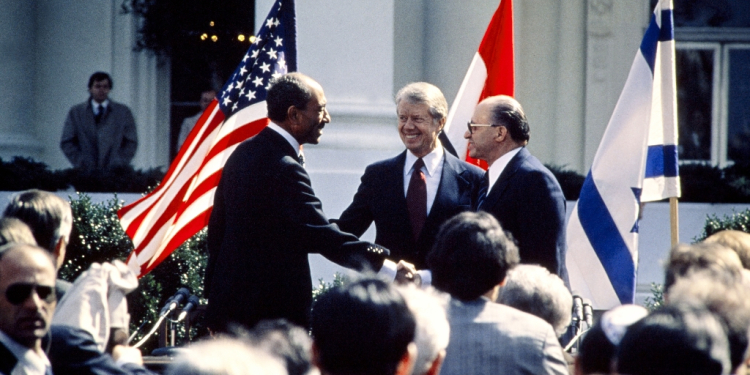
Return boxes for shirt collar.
[404,141,444,177]
[487,146,523,190]
[267,123,301,155]
[0,330,50,372]
[90,99,109,109]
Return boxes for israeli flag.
[566,0,680,309]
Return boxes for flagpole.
[670,197,679,246]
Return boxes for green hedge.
[59,193,207,352]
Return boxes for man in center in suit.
[334,82,483,281]
[464,95,569,283]
[206,72,409,333]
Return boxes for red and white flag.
[118,0,297,278]
[443,0,514,169]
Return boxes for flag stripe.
[644,144,678,178]
[578,173,636,304]
[639,14,661,75]
[660,10,674,42]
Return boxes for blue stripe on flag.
[660,10,674,42]
[644,145,679,178]
[640,13,660,74]
[577,172,636,304]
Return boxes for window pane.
[676,49,714,161]
[727,48,750,163]
[673,0,750,27]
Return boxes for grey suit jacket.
[441,297,569,375]
[60,100,138,169]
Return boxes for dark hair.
[0,217,37,247]
[490,99,529,143]
[3,189,72,252]
[249,319,312,375]
[88,72,113,89]
[578,321,616,374]
[427,211,520,301]
[266,73,313,123]
[311,277,415,375]
[617,303,730,375]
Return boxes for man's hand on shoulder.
[395,260,422,286]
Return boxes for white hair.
[497,265,572,336]
[166,337,288,375]
[397,285,450,375]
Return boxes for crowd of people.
[1,70,749,375]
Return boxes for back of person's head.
[266,72,314,123]
[396,285,449,375]
[427,211,520,301]
[497,264,572,336]
[576,304,647,375]
[88,71,113,89]
[667,270,750,373]
[3,189,72,253]
[704,230,750,270]
[166,337,287,375]
[616,302,730,375]
[0,217,37,247]
[664,242,743,290]
[248,319,313,375]
[311,277,416,375]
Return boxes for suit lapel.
[480,148,528,210]
[0,342,17,375]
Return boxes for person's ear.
[425,350,446,375]
[54,237,67,270]
[494,125,508,142]
[287,105,299,124]
[395,342,417,375]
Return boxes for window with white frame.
[669,0,750,166]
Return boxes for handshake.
[395,260,422,286]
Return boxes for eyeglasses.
[467,122,502,135]
[4,283,56,305]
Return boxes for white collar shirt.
[487,146,523,192]
[0,330,50,375]
[267,123,303,159]
[90,99,110,114]
[403,143,444,216]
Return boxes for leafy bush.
[694,208,750,243]
[0,157,164,193]
[59,193,207,352]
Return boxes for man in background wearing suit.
[206,73,410,333]
[428,211,568,375]
[61,72,138,170]
[335,82,483,282]
[465,95,568,282]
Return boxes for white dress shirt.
[487,146,523,192]
[0,330,51,375]
[90,99,110,114]
[403,144,445,216]
[267,123,302,156]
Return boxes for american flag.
[118,0,297,278]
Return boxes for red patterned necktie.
[407,158,427,241]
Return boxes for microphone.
[572,294,584,324]
[583,299,594,327]
[159,288,190,317]
[176,295,201,322]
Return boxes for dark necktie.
[94,104,103,124]
[477,171,490,209]
[298,153,305,168]
[407,158,427,241]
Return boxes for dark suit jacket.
[45,325,155,375]
[476,147,568,282]
[0,341,17,375]
[60,100,138,169]
[334,150,483,269]
[205,127,388,331]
